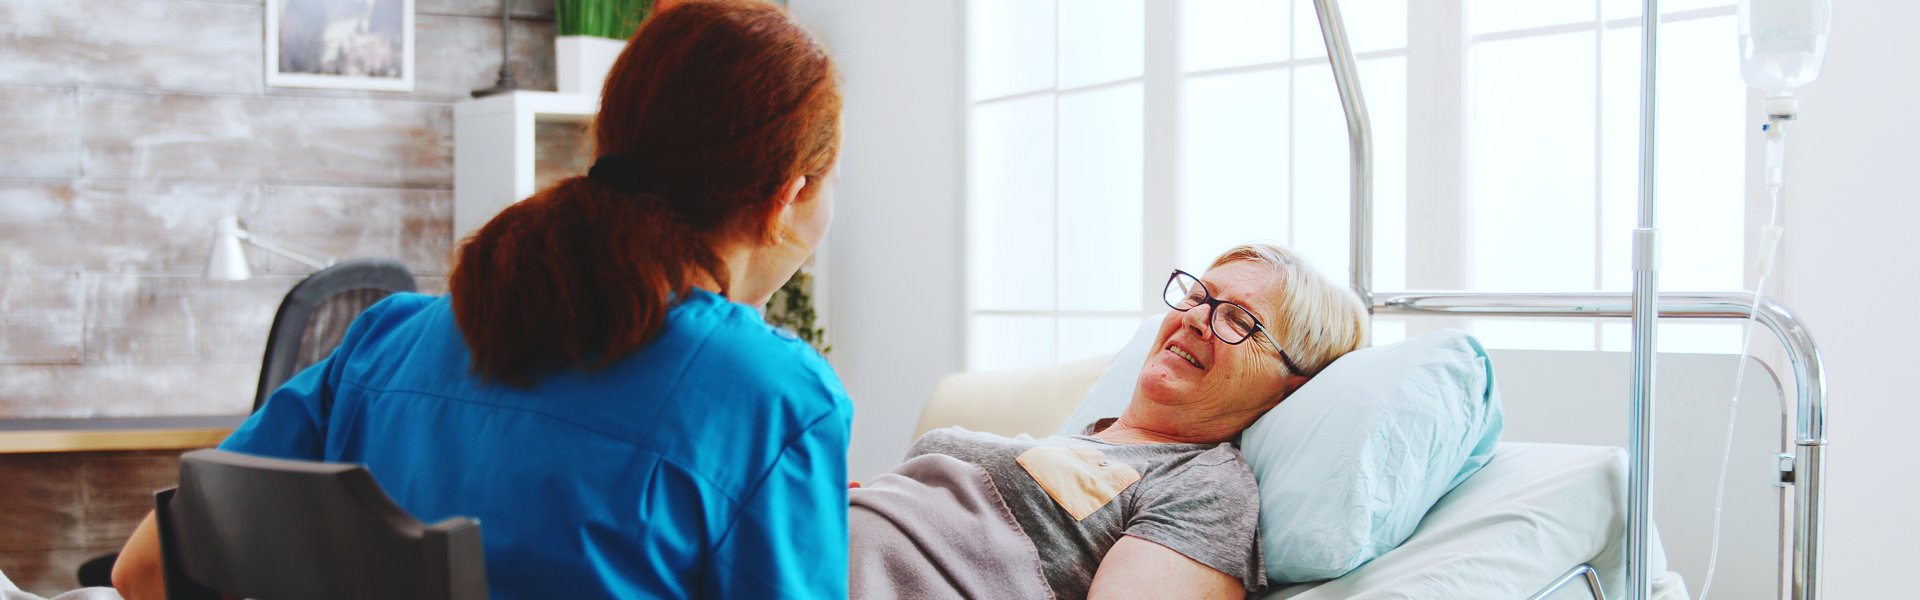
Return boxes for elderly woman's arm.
[1086,535,1245,600]
[112,511,164,600]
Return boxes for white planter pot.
[555,35,627,98]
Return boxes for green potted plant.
[555,0,652,97]
[765,267,829,355]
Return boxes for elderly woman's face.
[1133,261,1296,426]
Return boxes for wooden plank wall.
[0,0,589,593]
[0,0,564,417]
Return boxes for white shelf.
[453,90,599,241]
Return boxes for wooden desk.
[0,416,246,453]
[0,418,247,595]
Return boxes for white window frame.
[964,0,1751,369]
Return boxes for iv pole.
[1627,0,1663,598]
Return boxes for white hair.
[1208,243,1368,377]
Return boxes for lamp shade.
[205,216,252,281]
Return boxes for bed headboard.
[914,352,1112,440]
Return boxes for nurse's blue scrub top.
[220,291,852,600]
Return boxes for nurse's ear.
[777,175,808,206]
[759,175,809,245]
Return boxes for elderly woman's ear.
[1251,374,1306,417]
[1276,374,1311,403]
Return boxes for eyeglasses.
[1162,269,1306,377]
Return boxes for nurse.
[112,1,850,598]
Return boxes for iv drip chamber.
[1739,0,1831,117]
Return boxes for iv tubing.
[1699,114,1791,600]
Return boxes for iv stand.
[1627,0,1662,598]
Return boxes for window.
[1461,1,1746,352]
[966,0,1149,371]
[966,0,1748,371]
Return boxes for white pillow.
[1054,317,1504,584]
[1264,443,1682,599]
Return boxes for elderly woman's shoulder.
[1156,443,1257,479]
[1200,441,1253,463]
[1127,443,1260,506]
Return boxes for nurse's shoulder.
[670,289,847,406]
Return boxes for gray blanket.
[849,454,1055,600]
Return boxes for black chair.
[76,259,416,589]
[253,258,417,413]
[153,448,488,600]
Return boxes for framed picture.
[266,0,415,91]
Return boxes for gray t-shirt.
[907,426,1266,598]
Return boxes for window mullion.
[1051,0,1064,364]
[1405,0,1469,292]
[1141,0,1180,313]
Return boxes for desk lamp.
[204,216,335,281]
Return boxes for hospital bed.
[914,0,1830,596]
[916,326,1787,598]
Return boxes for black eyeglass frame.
[1162,269,1307,377]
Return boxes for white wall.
[789,0,966,482]
[1774,0,1920,595]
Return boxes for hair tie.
[589,154,651,195]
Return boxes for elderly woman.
[850,243,1368,600]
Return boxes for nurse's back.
[224,290,848,599]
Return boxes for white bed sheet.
[1263,442,1691,600]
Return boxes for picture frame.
[266,0,415,91]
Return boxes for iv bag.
[1738,0,1830,112]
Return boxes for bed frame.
[1498,349,1787,599]
[1307,1,1828,599]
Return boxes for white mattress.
[1264,442,1691,600]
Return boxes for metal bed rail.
[1309,0,1827,598]
[1374,291,1828,598]
[1528,563,1608,600]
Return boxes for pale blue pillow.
[1054,321,1502,584]
[1244,329,1502,582]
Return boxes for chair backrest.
[153,449,487,600]
[255,259,416,412]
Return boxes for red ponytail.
[450,0,842,386]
